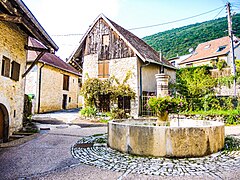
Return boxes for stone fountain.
[107,73,225,158]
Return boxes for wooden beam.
[0,0,18,15]
[22,51,45,78]
[0,13,22,23]
[24,45,50,53]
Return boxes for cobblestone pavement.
[72,134,240,179]
[1,122,240,179]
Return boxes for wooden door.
[62,94,67,109]
[0,108,3,140]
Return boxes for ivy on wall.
[81,71,136,108]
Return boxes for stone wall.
[110,57,139,117]
[82,54,98,82]
[82,54,139,117]
[25,63,79,113]
[0,21,28,135]
[39,63,79,113]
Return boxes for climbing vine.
[81,71,136,108]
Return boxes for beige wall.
[139,59,176,92]
[0,21,28,135]
[25,63,79,113]
[141,63,159,93]
[165,67,176,83]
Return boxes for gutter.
[37,63,45,113]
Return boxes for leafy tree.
[176,67,217,111]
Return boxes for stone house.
[179,36,240,67]
[25,38,81,114]
[68,14,176,117]
[0,0,58,142]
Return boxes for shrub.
[148,96,186,115]
[216,59,227,70]
[109,108,129,119]
[80,106,97,117]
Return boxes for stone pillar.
[155,73,169,97]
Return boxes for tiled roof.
[107,18,174,68]
[180,36,240,64]
[69,14,175,69]
[28,38,80,76]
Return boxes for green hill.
[143,14,240,59]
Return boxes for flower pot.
[156,111,169,126]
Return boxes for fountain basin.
[108,119,225,157]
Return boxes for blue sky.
[22,0,240,60]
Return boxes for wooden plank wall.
[84,18,135,60]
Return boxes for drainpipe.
[37,63,45,113]
[139,60,150,116]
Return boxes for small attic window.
[204,44,211,49]
[217,45,226,52]
[102,35,109,46]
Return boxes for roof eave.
[2,0,59,51]
[146,58,177,70]
[38,60,81,76]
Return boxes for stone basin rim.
[108,118,225,157]
[108,119,225,128]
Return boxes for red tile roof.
[180,36,240,64]
[28,38,80,76]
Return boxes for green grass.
[99,119,110,123]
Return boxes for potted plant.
[148,96,185,125]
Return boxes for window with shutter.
[63,75,69,90]
[11,61,20,81]
[98,60,109,78]
[1,56,10,77]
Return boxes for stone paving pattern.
[1,108,240,180]
[72,134,240,179]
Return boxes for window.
[1,56,10,77]
[160,65,164,73]
[217,45,226,52]
[63,75,69,90]
[171,61,176,66]
[102,35,109,46]
[204,44,211,49]
[11,61,20,81]
[98,94,110,112]
[118,96,131,113]
[98,60,109,78]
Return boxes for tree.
[176,67,217,111]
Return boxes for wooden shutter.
[11,61,20,81]
[98,61,103,78]
[104,61,109,78]
[63,75,69,90]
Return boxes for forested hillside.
[143,14,240,59]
